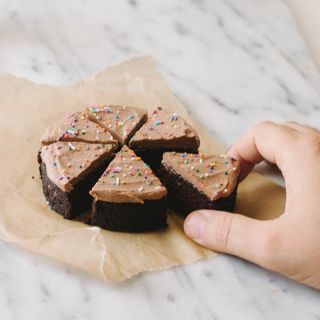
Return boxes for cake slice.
[86,105,147,145]
[158,152,240,217]
[39,142,116,219]
[129,107,200,171]
[40,112,118,147]
[90,146,167,232]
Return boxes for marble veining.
[0,0,320,319]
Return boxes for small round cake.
[39,106,239,232]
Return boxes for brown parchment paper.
[0,56,285,282]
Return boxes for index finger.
[227,121,298,181]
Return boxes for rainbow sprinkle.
[103,106,113,113]
[68,143,76,151]
[169,113,178,121]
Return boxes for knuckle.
[284,121,297,125]
[254,120,275,131]
[214,213,233,251]
[253,121,277,138]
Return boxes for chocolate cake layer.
[92,197,168,232]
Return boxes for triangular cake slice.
[129,107,200,170]
[40,112,118,147]
[159,152,240,217]
[86,105,147,145]
[39,141,116,219]
[90,145,167,232]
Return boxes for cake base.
[39,161,111,219]
[158,163,238,217]
[91,197,168,232]
[134,147,198,171]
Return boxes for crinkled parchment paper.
[0,57,285,282]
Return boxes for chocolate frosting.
[90,146,167,204]
[41,112,118,146]
[129,107,200,149]
[86,105,147,145]
[162,152,240,200]
[40,142,115,192]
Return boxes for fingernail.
[184,212,207,241]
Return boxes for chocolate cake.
[86,105,147,145]
[158,152,240,217]
[41,112,118,147]
[39,106,232,232]
[90,146,168,232]
[129,107,200,170]
[39,142,116,219]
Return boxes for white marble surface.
[0,0,320,319]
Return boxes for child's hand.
[184,121,320,289]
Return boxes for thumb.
[184,210,276,267]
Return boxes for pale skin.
[184,121,320,289]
